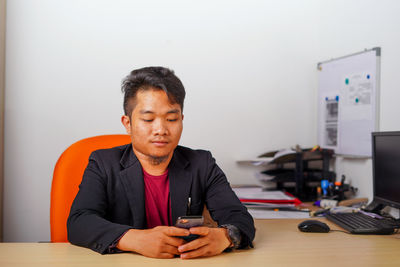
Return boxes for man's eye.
[142,119,153,122]
[167,119,178,122]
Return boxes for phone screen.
[175,216,204,229]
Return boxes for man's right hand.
[116,226,190,258]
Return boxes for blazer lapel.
[169,150,192,225]
[119,147,146,229]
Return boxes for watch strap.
[219,224,242,249]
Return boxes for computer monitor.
[365,131,400,213]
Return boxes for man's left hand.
[177,227,232,259]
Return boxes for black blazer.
[67,144,255,254]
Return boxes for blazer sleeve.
[203,152,256,248]
[67,151,132,254]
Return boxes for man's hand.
[116,226,190,258]
[177,227,232,259]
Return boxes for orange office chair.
[50,134,131,242]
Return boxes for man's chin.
[148,147,174,159]
[147,154,170,165]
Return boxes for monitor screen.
[372,131,400,209]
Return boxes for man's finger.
[164,226,190,237]
[189,226,209,236]
[161,243,182,256]
[164,236,186,247]
[158,252,176,259]
[180,245,210,259]
[178,237,207,253]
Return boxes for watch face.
[221,225,241,249]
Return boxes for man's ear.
[182,113,184,121]
[121,115,131,134]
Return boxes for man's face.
[121,89,183,164]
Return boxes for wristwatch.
[219,224,242,249]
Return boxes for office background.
[2,0,400,242]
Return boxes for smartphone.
[175,216,204,242]
[175,216,204,229]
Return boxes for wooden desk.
[1,219,400,267]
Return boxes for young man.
[67,67,255,259]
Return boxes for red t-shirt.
[142,169,172,228]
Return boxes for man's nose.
[153,119,168,135]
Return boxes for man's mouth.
[151,140,169,146]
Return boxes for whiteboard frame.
[317,47,381,158]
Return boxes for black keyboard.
[326,212,398,235]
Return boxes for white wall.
[3,0,400,242]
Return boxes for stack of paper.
[236,149,297,166]
[232,187,302,205]
[247,209,310,219]
[232,187,309,219]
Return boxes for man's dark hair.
[121,66,186,116]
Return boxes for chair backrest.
[50,134,131,242]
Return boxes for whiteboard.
[317,48,380,157]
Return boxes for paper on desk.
[247,209,310,219]
[254,172,275,183]
[232,187,294,200]
[237,148,296,166]
[243,202,295,208]
[236,157,273,166]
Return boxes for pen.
[187,197,191,215]
[272,208,310,212]
[312,208,330,216]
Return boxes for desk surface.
[1,219,400,267]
